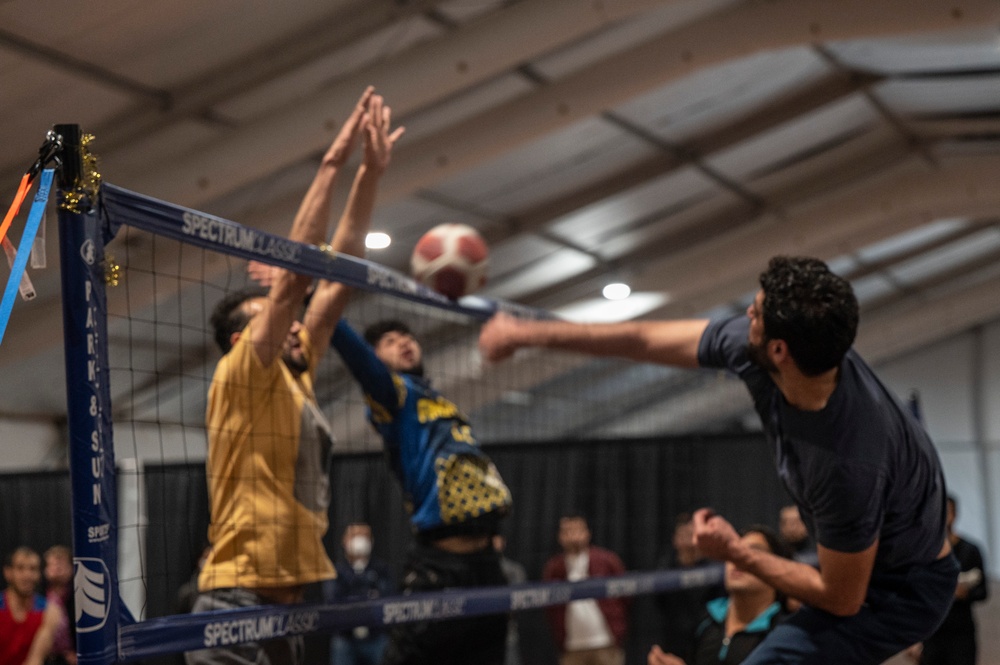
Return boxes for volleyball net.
[44,125,782,665]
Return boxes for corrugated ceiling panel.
[430,116,658,212]
[705,94,879,182]
[0,0,358,86]
[399,74,536,143]
[888,228,1000,285]
[827,28,1000,75]
[530,0,739,80]
[216,16,443,121]
[611,47,831,143]
[0,50,136,175]
[875,74,1000,116]
[546,166,718,245]
[856,218,970,263]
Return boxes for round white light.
[365,232,391,249]
[602,282,631,300]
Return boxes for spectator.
[1,546,60,665]
[656,513,724,656]
[914,495,989,665]
[43,545,76,665]
[648,526,791,665]
[493,534,527,665]
[543,514,628,665]
[324,523,395,665]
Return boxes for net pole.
[57,124,123,665]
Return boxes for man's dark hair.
[210,287,268,354]
[759,256,858,376]
[560,512,589,526]
[4,545,38,568]
[742,524,794,561]
[363,319,414,347]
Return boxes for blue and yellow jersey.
[332,321,511,534]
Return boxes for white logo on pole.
[74,557,110,632]
[80,239,96,266]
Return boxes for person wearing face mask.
[323,523,395,665]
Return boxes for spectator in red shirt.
[543,514,628,665]
[1,546,60,665]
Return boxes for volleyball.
[411,223,489,299]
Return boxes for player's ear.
[230,331,241,349]
[769,338,788,363]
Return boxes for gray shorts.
[184,588,304,665]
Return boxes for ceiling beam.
[107,0,683,206]
[105,0,998,209]
[492,125,910,304]
[629,153,1000,315]
[366,0,999,203]
[86,0,455,154]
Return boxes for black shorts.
[382,542,508,665]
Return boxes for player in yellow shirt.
[186,88,403,665]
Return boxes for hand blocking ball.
[411,223,489,300]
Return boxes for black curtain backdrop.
[0,433,790,665]
[0,469,73,561]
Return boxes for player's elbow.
[823,596,864,617]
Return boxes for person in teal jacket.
[649,527,790,665]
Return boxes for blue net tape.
[118,565,724,661]
[100,183,546,321]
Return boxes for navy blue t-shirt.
[331,321,512,535]
[698,315,947,573]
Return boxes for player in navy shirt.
[331,318,512,665]
[479,256,959,664]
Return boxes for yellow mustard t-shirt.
[199,324,335,591]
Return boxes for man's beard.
[747,338,777,373]
[404,362,425,377]
[283,349,309,375]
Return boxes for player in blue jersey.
[479,255,958,665]
[330,318,512,665]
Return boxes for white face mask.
[346,535,372,559]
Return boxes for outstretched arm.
[25,602,60,665]
[479,312,709,368]
[304,93,404,357]
[249,86,373,367]
[693,508,877,617]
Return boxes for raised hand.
[323,86,375,168]
[692,508,740,561]
[362,93,405,174]
[648,645,687,665]
[247,260,278,287]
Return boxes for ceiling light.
[555,292,670,323]
[602,282,631,300]
[365,232,391,249]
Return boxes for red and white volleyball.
[411,223,489,300]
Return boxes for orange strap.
[0,174,34,246]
